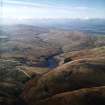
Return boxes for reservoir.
[46,56,58,69]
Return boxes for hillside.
[0,25,61,68]
[21,46,105,105]
[56,46,105,65]
[0,25,105,105]
[35,86,105,105]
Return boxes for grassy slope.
[37,86,105,105]
[21,46,105,105]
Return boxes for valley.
[0,20,105,105]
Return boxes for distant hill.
[1,19,105,35]
[0,24,105,67]
[21,19,105,35]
